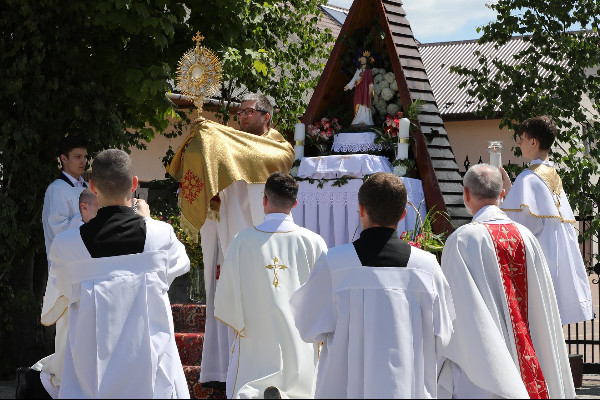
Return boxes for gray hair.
[91,149,134,200]
[463,163,503,200]
[242,93,274,127]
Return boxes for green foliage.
[0,0,330,366]
[187,0,334,132]
[451,0,600,264]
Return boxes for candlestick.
[487,141,503,168]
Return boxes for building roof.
[418,36,570,118]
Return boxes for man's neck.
[530,150,550,162]
[62,170,80,181]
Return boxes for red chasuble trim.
[485,223,549,399]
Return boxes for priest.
[290,172,455,398]
[501,116,593,325]
[439,163,575,398]
[46,149,190,398]
[214,172,327,398]
[167,93,294,390]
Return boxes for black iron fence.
[566,215,600,373]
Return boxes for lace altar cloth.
[292,178,426,248]
[297,154,392,180]
[331,131,385,153]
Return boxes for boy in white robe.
[17,138,90,399]
[47,149,190,398]
[290,172,455,398]
[501,116,593,325]
[214,172,327,399]
[439,164,575,398]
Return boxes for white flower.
[393,164,407,177]
[373,74,383,83]
[387,103,400,115]
[376,100,388,115]
[385,72,396,84]
[378,79,389,89]
[390,80,398,92]
[380,87,394,101]
[374,83,382,96]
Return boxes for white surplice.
[439,205,575,399]
[501,160,593,325]
[290,243,454,398]
[200,181,266,384]
[214,213,327,399]
[35,175,86,395]
[48,218,190,399]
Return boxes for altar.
[292,154,426,248]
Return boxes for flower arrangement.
[400,203,449,261]
[371,68,403,124]
[306,117,342,155]
[380,111,404,143]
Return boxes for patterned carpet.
[172,304,226,399]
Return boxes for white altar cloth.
[331,132,385,153]
[292,178,427,248]
[297,154,392,180]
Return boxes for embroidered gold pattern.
[266,257,287,288]
[501,203,576,223]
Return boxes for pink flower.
[395,111,404,119]
[408,241,422,249]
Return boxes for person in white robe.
[500,116,592,325]
[17,138,90,400]
[439,163,575,399]
[187,94,295,389]
[290,172,455,398]
[47,149,190,399]
[214,172,327,399]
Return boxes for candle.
[397,118,410,160]
[487,141,503,168]
[294,145,304,161]
[294,122,305,142]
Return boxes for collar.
[95,205,137,218]
[62,171,86,187]
[472,205,511,224]
[358,227,398,240]
[530,159,554,167]
[255,213,297,233]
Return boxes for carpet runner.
[172,304,227,399]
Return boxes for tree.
[0,0,332,374]
[451,0,600,268]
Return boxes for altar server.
[501,116,593,325]
[17,138,90,399]
[290,172,454,398]
[214,172,327,399]
[439,164,574,398]
[42,137,89,259]
[48,149,190,398]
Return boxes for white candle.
[294,145,304,161]
[294,122,305,141]
[397,118,410,160]
[487,141,503,168]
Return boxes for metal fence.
[566,216,600,373]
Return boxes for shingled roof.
[303,0,470,232]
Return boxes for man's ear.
[463,186,470,203]
[291,199,298,209]
[89,179,98,196]
[131,176,139,193]
[399,209,407,221]
[358,203,366,218]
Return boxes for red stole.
[485,223,549,399]
[353,68,374,110]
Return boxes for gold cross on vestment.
[266,257,287,288]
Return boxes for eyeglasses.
[236,108,267,117]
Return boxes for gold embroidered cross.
[266,257,287,288]
[192,32,205,48]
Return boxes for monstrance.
[176,32,222,114]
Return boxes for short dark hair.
[264,172,298,209]
[78,188,97,213]
[91,149,134,200]
[59,136,88,158]
[358,172,407,226]
[519,116,557,151]
[242,93,274,128]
